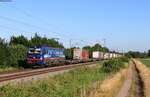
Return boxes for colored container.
[73,48,89,60]
[82,51,89,59]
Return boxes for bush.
[119,57,129,62]
[101,59,125,73]
[8,45,28,67]
[0,44,28,68]
[0,45,12,67]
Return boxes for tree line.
[0,33,150,68]
[125,51,149,58]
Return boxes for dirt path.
[115,64,132,97]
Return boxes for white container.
[73,48,82,60]
[112,53,116,58]
[92,51,100,59]
[100,52,104,59]
[104,53,110,59]
[110,53,113,59]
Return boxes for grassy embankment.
[0,59,129,97]
[133,59,150,97]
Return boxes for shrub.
[8,45,28,67]
[119,57,129,62]
[0,45,12,67]
[101,59,125,73]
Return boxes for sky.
[0,0,150,52]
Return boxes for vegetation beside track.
[0,58,128,97]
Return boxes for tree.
[30,33,64,48]
[64,48,74,59]
[10,35,29,47]
[8,45,28,67]
[125,51,147,58]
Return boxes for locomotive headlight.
[40,57,43,60]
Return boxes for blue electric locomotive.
[27,46,65,67]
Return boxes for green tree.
[10,35,29,47]
[64,48,74,59]
[8,45,28,67]
[0,38,12,67]
[125,51,147,58]
[30,33,64,48]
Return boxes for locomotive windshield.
[28,48,41,55]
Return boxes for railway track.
[0,61,98,85]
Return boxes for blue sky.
[0,0,150,52]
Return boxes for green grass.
[0,65,108,97]
[0,67,22,72]
[139,58,150,68]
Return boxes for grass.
[139,58,150,68]
[87,67,128,97]
[0,59,128,97]
[133,59,150,97]
[0,66,21,72]
[0,65,108,97]
[128,64,137,97]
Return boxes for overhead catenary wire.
[0,24,35,34]
[0,15,53,33]
[1,4,74,39]
[8,4,60,34]
[9,5,51,26]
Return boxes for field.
[139,58,150,68]
[0,65,108,97]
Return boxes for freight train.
[27,46,123,67]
